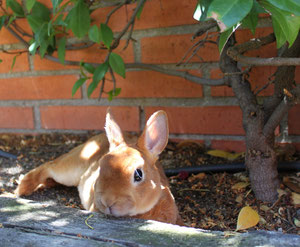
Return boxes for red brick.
[40,106,139,131]
[34,41,134,71]
[0,75,81,100]
[141,34,219,64]
[288,105,300,135]
[145,106,244,135]
[91,0,197,32]
[0,107,34,129]
[0,51,29,73]
[89,70,203,98]
[211,140,246,153]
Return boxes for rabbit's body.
[16,109,182,225]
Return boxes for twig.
[254,80,274,96]
[105,2,124,25]
[109,66,116,94]
[84,214,94,230]
[98,78,106,100]
[123,17,135,50]
[111,0,146,50]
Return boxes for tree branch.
[125,63,225,86]
[263,85,300,137]
[227,33,300,66]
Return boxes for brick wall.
[0,0,299,152]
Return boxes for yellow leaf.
[236,206,260,231]
[291,192,300,206]
[206,150,244,161]
[232,182,250,190]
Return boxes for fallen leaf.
[235,195,243,203]
[260,205,271,212]
[232,182,250,190]
[207,149,244,161]
[291,192,300,206]
[236,206,260,231]
[277,189,287,197]
[283,177,300,193]
[294,218,300,228]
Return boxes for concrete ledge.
[0,197,299,247]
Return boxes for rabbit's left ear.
[105,108,125,151]
[138,111,169,158]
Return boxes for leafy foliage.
[194,0,300,51]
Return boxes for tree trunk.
[245,129,279,202]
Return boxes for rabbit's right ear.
[138,111,169,158]
[105,108,125,151]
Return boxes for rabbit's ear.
[105,108,125,151]
[138,111,169,157]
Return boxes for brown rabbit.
[16,109,183,225]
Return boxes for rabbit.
[16,108,183,225]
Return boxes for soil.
[0,133,299,234]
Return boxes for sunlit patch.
[80,141,100,160]
[150,180,157,189]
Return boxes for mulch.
[0,133,299,234]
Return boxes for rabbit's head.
[94,109,169,217]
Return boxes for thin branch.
[99,78,106,100]
[227,33,300,66]
[5,25,30,48]
[125,63,226,86]
[192,20,217,40]
[263,85,300,137]
[109,67,117,95]
[111,0,146,50]
[105,2,124,25]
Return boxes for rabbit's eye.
[134,168,143,182]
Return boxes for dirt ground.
[0,133,299,234]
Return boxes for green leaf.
[207,0,253,31]
[136,0,146,19]
[109,52,125,78]
[7,0,25,17]
[51,0,63,14]
[58,37,66,64]
[27,15,44,33]
[218,25,239,53]
[88,25,101,44]
[81,62,95,74]
[242,1,261,34]
[68,0,91,38]
[0,59,2,63]
[261,0,300,47]
[0,16,7,30]
[10,54,18,71]
[26,0,36,12]
[100,23,113,48]
[266,0,300,16]
[88,63,109,97]
[72,77,86,97]
[108,88,121,101]
[193,0,212,21]
[31,1,51,22]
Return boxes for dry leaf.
[236,206,260,231]
[260,205,271,212]
[291,192,300,206]
[207,150,244,161]
[277,189,287,197]
[235,195,243,203]
[283,176,300,193]
[232,182,250,190]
